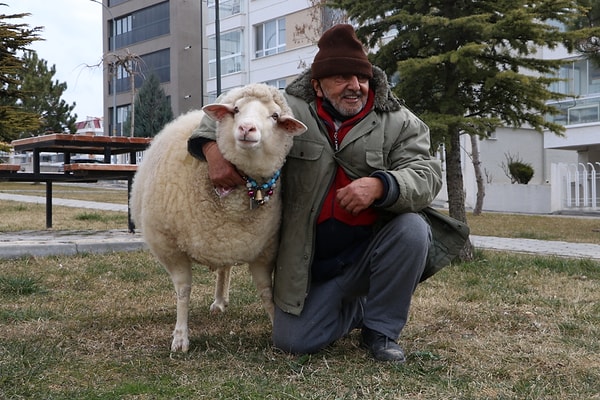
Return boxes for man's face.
[312,74,370,117]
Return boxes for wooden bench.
[0,164,21,173]
[63,163,138,173]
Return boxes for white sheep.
[130,84,307,352]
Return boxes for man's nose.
[346,75,360,89]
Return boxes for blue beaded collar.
[244,169,281,206]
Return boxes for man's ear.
[311,79,324,98]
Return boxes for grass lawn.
[0,182,129,231]
[0,249,598,399]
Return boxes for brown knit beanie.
[311,24,373,80]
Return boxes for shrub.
[508,161,534,184]
[501,153,535,184]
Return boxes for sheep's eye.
[271,112,279,121]
[233,106,239,114]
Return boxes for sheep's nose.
[238,123,256,135]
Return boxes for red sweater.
[316,91,377,226]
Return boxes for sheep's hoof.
[209,301,228,314]
[171,330,189,353]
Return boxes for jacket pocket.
[365,149,385,169]
[285,140,325,193]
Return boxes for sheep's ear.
[202,104,236,122]
[277,116,307,136]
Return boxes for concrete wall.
[482,183,552,214]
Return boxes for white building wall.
[205,0,316,96]
[455,129,578,213]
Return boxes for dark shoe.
[361,327,406,363]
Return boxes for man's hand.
[202,142,245,190]
[336,177,384,215]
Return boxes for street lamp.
[89,0,117,137]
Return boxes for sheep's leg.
[150,241,193,353]
[170,265,193,352]
[248,261,275,324]
[210,266,231,314]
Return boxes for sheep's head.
[202,84,307,177]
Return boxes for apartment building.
[203,0,326,102]
[100,0,203,136]
[99,0,324,136]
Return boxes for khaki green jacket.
[191,67,444,316]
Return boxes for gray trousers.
[272,212,431,354]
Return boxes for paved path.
[0,192,128,212]
[1,192,599,260]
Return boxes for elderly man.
[189,24,443,363]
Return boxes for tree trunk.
[130,73,135,138]
[470,134,485,216]
[445,130,474,261]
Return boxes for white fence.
[552,162,600,212]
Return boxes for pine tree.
[18,51,77,135]
[331,0,600,248]
[125,73,173,137]
[567,0,600,65]
[0,7,42,147]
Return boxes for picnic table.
[1,133,152,232]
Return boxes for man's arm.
[188,114,245,189]
[202,141,245,190]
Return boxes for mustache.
[342,90,363,97]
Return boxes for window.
[264,79,287,89]
[112,49,170,94]
[207,0,242,21]
[138,49,170,85]
[546,59,600,125]
[208,30,244,78]
[111,1,170,49]
[548,59,600,97]
[568,104,600,124]
[115,15,132,36]
[117,105,132,137]
[255,18,286,58]
[109,104,131,137]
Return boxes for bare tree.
[292,0,349,46]
[87,49,143,137]
[469,134,485,215]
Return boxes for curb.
[0,239,147,259]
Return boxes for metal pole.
[215,0,221,96]
[90,0,117,137]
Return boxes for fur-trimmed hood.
[285,65,402,113]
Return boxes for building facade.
[203,0,328,102]
[100,0,203,136]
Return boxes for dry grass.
[467,212,600,244]
[0,250,598,399]
[0,182,128,231]
[0,181,129,204]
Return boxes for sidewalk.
[0,191,142,259]
[1,193,599,260]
